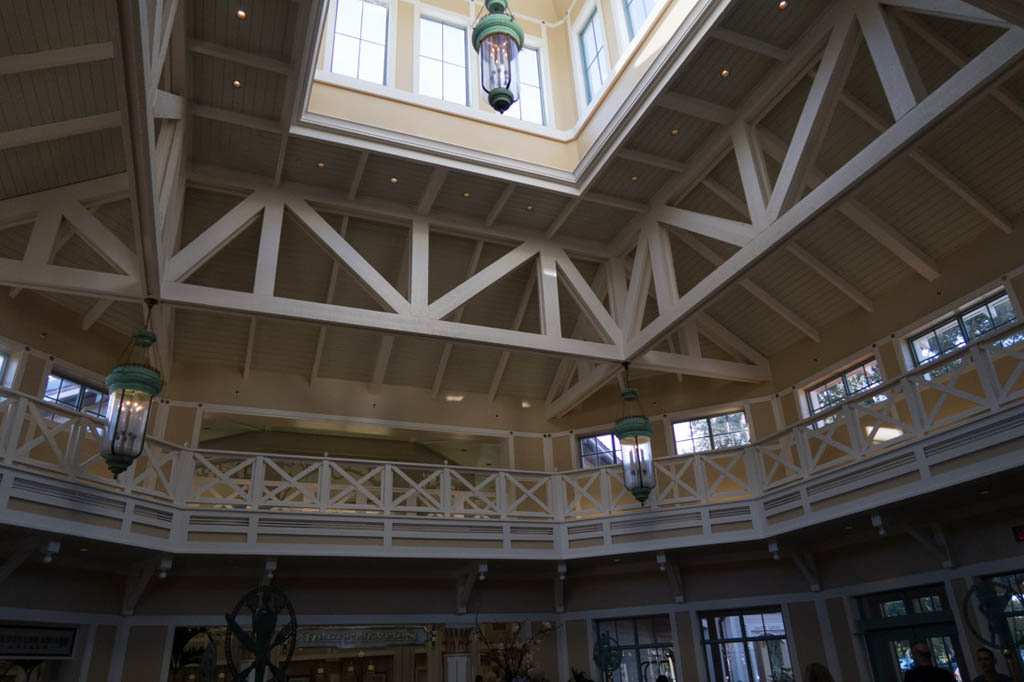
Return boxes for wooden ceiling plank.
[485,183,516,227]
[712,28,790,61]
[0,112,122,151]
[655,93,735,125]
[617,150,687,174]
[0,43,114,75]
[786,243,874,312]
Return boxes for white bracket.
[871,513,887,536]
[903,523,954,569]
[791,551,821,592]
[656,552,685,603]
[260,558,278,585]
[40,540,61,565]
[768,541,781,560]
[455,562,483,614]
[157,558,173,579]
[477,561,488,582]
[122,559,159,616]
[554,562,567,613]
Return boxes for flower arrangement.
[475,621,555,682]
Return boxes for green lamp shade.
[615,415,655,505]
[473,12,524,113]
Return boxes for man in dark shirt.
[904,642,957,682]
[971,647,1013,682]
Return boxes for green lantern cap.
[472,11,524,50]
[106,329,164,396]
[614,414,653,440]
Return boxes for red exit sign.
[1015,526,1024,542]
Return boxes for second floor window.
[673,411,749,454]
[43,374,108,418]
[506,46,544,124]
[909,292,1017,366]
[580,432,619,468]
[332,0,389,84]
[624,0,657,39]
[806,358,883,416]
[579,9,610,104]
[419,17,467,105]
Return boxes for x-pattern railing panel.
[654,457,700,506]
[989,339,1024,404]
[802,418,857,473]
[12,402,82,474]
[758,432,803,489]
[390,466,444,514]
[561,469,605,517]
[190,453,255,505]
[702,449,750,499]
[449,469,500,517]
[605,467,642,512]
[327,461,385,510]
[912,360,989,432]
[124,442,176,501]
[505,473,552,517]
[849,390,915,456]
[260,458,321,508]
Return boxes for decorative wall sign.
[296,627,429,649]
[0,625,76,657]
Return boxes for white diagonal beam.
[626,27,1024,359]
[428,242,539,320]
[253,200,284,296]
[655,205,754,247]
[153,89,183,119]
[758,130,941,281]
[546,198,580,238]
[617,150,688,174]
[370,334,395,394]
[287,198,409,313]
[712,28,790,61]
[82,299,115,331]
[645,221,679,315]
[0,174,129,226]
[61,196,139,277]
[696,312,768,367]
[882,0,1010,26]
[310,261,341,382]
[656,93,735,124]
[701,178,750,219]
[537,248,561,337]
[489,271,537,401]
[766,11,859,221]
[554,252,621,344]
[787,243,873,311]
[432,241,483,398]
[679,232,820,342]
[486,183,516,227]
[165,192,265,282]
[731,124,772,228]
[0,112,122,150]
[417,168,449,216]
[0,43,114,75]
[960,0,1024,26]
[23,207,63,266]
[856,0,926,119]
[348,152,370,200]
[632,351,770,382]
[545,363,619,419]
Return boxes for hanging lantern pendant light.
[472,0,525,113]
[614,362,656,505]
[100,299,165,477]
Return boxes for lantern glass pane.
[101,388,154,459]
[621,433,654,491]
[479,33,520,100]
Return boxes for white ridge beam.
[617,150,687,174]
[626,26,1024,359]
[432,241,483,397]
[656,93,735,124]
[655,205,754,247]
[712,28,790,61]
[856,1,926,119]
[0,112,122,150]
[766,11,859,221]
[787,243,873,311]
[0,43,114,75]
[633,351,770,382]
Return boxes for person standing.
[972,647,1013,682]
[904,643,957,682]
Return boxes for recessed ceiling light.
[236,8,247,19]
[232,79,242,88]
[390,177,398,184]
[631,176,639,182]
[521,400,531,408]
[526,205,534,211]
[463,192,471,198]
[316,161,326,169]
[720,69,730,78]
[979,489,990,495]
[445,394,464,402]
[778,0,787,8]
[79,548,88,552]
[671,128,679,136]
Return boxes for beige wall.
[122,626,168,682]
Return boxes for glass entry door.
[864,623,963,682]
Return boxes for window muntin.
[419,17,467,105]
[578,9,610,104]
[673,411,749,454]
[332,0,389,84]
[909,293,1018,366]
[579,432,620,468]
[595,615,676,682]
[505,46,544,124]
[701,609,791,682]
[43,374,108,418]
[0,351,7,384]
[806,358,883,416]
[623,0,657,39]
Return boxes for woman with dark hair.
[805,662,836,682]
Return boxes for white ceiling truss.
[0,0,1023,417]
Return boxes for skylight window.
[623,0,657,39]
[332,0,389,84]
[909,292,1017,366]
[505,46,544,124]
[673,411,749,454]
[419,17,468,105]
[579,9,610,104]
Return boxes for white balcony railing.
[0,324,1022,555]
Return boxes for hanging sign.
[296,627,429,649]
[0,625,77,657]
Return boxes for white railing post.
[382,464,393,515]
[901,377,928,435]
[794,428,813,476]
[250,455,265,510]
[1,397,28,462]
[441,463,452,518]
[842,404,865,457]
[599,468,612,514]
[693,455,708,504]
[743,446,764,495]
[318,460,330,512]
[497,471,509,518]
[970,344,1002,410]
[170,448,195,506]
[552,472,565,521]
[64,416,87,477]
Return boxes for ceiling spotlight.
[631,176,639,182]
[670,128,679,136]
[390,177,398,184]
[777,0,787,8]
[232,79,242,88]
[316,161,326,169]
[720,69,730,78]
[236,8,247,19]
[979,489,990,496]
[463,192,471,198]
[526,204,534,211]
